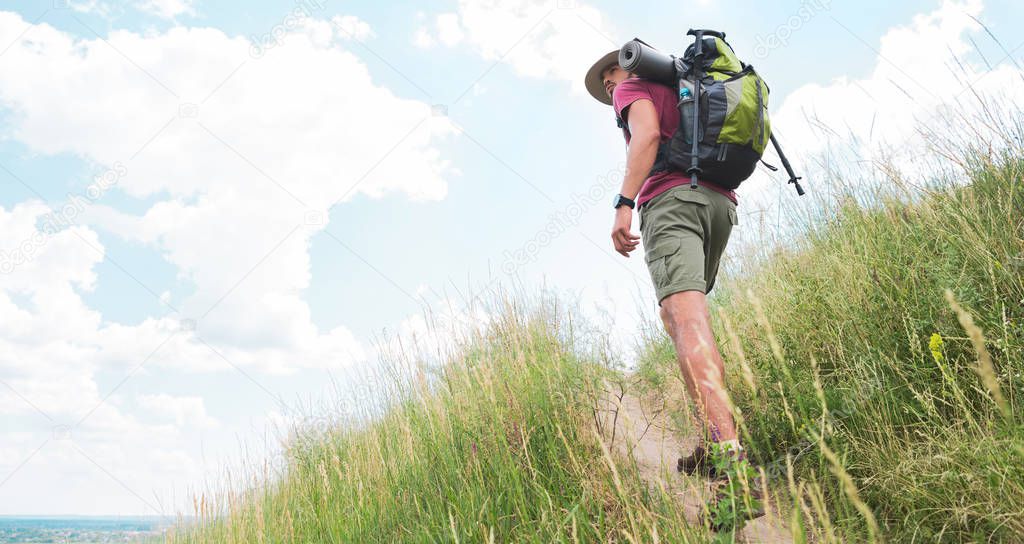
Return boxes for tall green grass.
[169,107,1022,542]
[167,294,717,543]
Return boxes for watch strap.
[614,194,636,209]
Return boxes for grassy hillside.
[167,296,692,543]
[703,141,1024,542]
[167,119,1023,542]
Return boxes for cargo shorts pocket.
[645,237,682,287]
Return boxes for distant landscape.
[0,517,167,543]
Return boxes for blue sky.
[0,0,1022,516]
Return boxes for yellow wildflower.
[929,333,944,364]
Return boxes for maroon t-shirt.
[612,78,738,208]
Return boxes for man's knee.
[663,292,710,339]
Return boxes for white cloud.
[139,0,197,19]
[436,13,465,47]
[414,0,620,95]
[137,394,218,428]
[332,14,375,41]
[69,1,113,17]
[69,0,197,20]
[732,0,1024,248]
[0,12,454,368]
[778,0,1023,166]
[413,26,435,48]
[0,202,105,419]
[383,302,493,369]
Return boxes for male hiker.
[584,50,763,526]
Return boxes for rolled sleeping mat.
[618,38,677,86]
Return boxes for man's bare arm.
[619,98,661,200]
[611,98,660,257]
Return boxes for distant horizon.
[0,514,177,519]
[0,515,170,543]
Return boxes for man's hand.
[611,206,640,257]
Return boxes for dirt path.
[597,378,792,543]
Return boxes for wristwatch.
[612,193,635,209]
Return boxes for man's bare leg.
[659,290,737,443]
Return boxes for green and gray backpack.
[658,32,770,189]
[617,31,805,195]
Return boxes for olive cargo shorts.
[638,184,738,306]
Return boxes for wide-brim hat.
[585,49,620,106]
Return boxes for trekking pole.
[684,29,726,189]
[685,29,707,189]
[769,133,805,196]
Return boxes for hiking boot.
[679,442,751,480]
[676,445,719,478]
